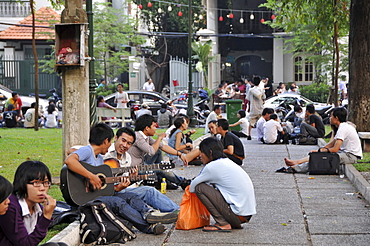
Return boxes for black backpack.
[49,201,80,228]
[79,200,136,245]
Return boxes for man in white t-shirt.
[143,79,155,91]
[256,107,274,142]
[24,102,42,128]
[263,114,284,144]
[280,107,362,173]
[115,83,129,108]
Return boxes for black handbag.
[308,149,340,175]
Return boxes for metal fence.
[169,56,200,99]
[0,60,59,95]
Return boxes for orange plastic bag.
[176,186,210,230]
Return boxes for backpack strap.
[100,203,137,241]
[91,204,107,245]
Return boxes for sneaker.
[247,135,252,140]
[180,179,191,190]
[146,211,178,224]
[148,223,166,235]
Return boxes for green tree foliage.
[134,0,206,89]
[94,2,145,81]
[191,40,217,85]
[261,0,350,105]
[299,83,330,103]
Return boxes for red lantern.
[178,11,183,17]
[229,13,234,19]
[271,14,275,20]
[147,2,152,7]
[219,16,224,21]
[138,4,143,10]
[260,18,265,23]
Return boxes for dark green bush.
[299,83,330,103]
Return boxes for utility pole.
[187,0,195,126]
[60,0,90,158]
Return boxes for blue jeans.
[124,186,179,212]
[144,149,163,164]
[98,192,152,233]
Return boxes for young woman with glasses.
[0,161,66,246]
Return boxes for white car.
[0,84,49,114]
[264,93,327,109]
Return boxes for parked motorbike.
[48,88,62,110]
[194,98,210,125]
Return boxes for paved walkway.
[118,137,370,246]
[50,133,370,246]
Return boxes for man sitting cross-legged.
[65,123,179,235]
[277,107,362,173]
[127,114,192,189]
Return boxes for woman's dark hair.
[238,109,246,118]
[135,114,156,132]
[97,95,104,103]
[332,107,347,123]
[0,175,12,203]
[13,161,52,199]
[199,137,226,162]
[117,83,123,88]
[170,117,185,137]
[89,123,114,145]
[47,103,56,114]
[116,127,136,143]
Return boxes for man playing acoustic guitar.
[65,123,179,235]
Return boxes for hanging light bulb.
[240,17,244,23]
[271,14,276,20]
[199,14,203,20]
[219,16,224,21]
[158,8,162,13]
[178,11,183,17]
[260,18,265,23]
[147,2,152,8]
[138,4,143,10]
[168,5,172,12]
[250,13,254,20]
[229,13,234,19]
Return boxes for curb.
[318,138,370,202]
[48,221,80,245]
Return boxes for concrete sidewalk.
[50,137,370,246]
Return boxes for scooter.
[194,98,210,125]
[48,88,62,110]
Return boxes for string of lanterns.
[136,0,276,24]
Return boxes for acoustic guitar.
[60,161,156,206]
[103,158,175,176]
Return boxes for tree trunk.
[31,0,39,131]
[348,0,370,131]
[333,0,340,107]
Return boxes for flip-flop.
[202,225,232,232]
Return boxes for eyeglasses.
[28,181,51,187]
[120,137,134,146]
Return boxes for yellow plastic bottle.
[160,178,167,194]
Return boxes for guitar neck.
[112,164,161,174]
[104,174,150,183]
